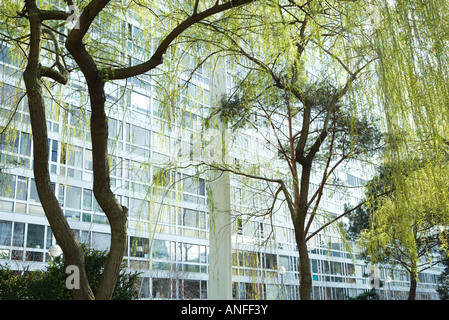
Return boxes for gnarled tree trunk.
[23,0,95,300]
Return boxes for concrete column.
[208,160,232,299]
[208,59,232,300]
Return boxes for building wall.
[0,11,443,300]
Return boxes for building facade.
[0,2,443,300]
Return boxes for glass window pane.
[132,126,150,147]
[1,132,19,153]
[84,149,93,170]
[183,243,199,263]
[0,220,12,246]
[184,280,200,299]
[46,227,52,249]
[83,189,92,211]
[26,251,43,262]
[66,186,81,209]
[29,179,39,202]
[68,146,83,168]
[51,140,58,162]
[130,236,149,257]
[152,278,169,299]
[0,173,15,199]
[108,118,117,138]
[20,132,31,156]
[13,222,24,247]
[182,209,198,228]
[131,92,150,113]
[182,175,198,194]
[60,142,67,164]
[27,224,45,248]
[199,178,205,196]
[152,240,170,260]
[16,176,28,200]
[92,232,111,251]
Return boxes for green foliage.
[206,94,253,130]
[348,289,380,300]
[375,0,449,175]
[0,246,140,300]
[0,264,30,300]
[357,157,449,289]
[346,206,370,242]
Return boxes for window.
[199,178,205,196]
[1,132,19,154]
[19,132,31,156]
[130,236,149,258]
[129,197,144,219]
[182,175,195,194]
[0,220,12,246]
[0,173,15,199]
[237,218,243,235]
[182,175,205,196]
[29,179,39,202]
[0,44,12,65]
[58,185,64,206]
[182,243,200,263]
[13,222,24,247]
[131,91,150,113]
[84,149,93,170]
[60,142,67,164]
[49,140,58,162]
[0,83,20,107]
[153,167,169,186]
[152,278,170,299]
[152,239,170,260]
[152,132,169,153]
[132,126,150,147]
[265,253,277,269]
[92,232,111,251]
[46,227,53,249]
[181,209,198,228]
[347,173,361,187]
[183,280,200,299]
[26,224,45,248]
[83,189,92,211]
[66,186,81,209]
[68,146,83,168]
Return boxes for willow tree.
[374,0,449,208]
[2,0,256,299]
[375,0,449,151]
[364,0,449,299]
[359,157,449,300]
[200,0,384,299]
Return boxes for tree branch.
[305,190,392,242]
[101,0,256,80]
[40,28,68,84]
[40,10,70,21]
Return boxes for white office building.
[0,2,443,300]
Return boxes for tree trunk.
[296,225,312,300]
[66,21,128,300]
[23,0,94,300]
[408,274,417,300]
[294,163,313,300]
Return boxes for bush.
[0,246,140,300]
